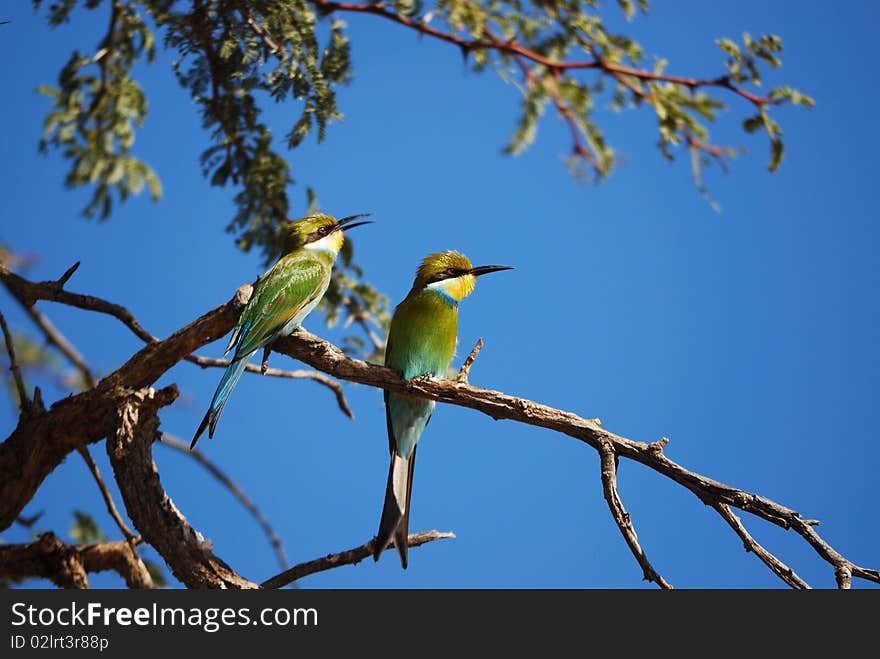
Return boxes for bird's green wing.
[232,255,328,358]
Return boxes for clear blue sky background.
[1,1,878,589]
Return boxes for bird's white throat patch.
[426,275,474,302]
[304,231,343,255]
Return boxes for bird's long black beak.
[469,264,514,277]
[334,213,373,233]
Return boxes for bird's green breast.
[385,289,458,379]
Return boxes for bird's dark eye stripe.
[429,268,464,283]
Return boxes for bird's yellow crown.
[414,251,477,302]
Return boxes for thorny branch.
[1,264,878,589]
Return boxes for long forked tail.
[191,356,249,449]
[373,446,417,568]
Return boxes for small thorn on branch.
[649,437,669,454]
[57,261,81,288]
[456,338,483,384]
[32,386,45,413]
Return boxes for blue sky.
[1,1,878,588]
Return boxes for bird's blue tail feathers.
[191,356,249,448]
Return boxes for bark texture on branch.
[106,386,257,589]
[0,272,248,530]
[0,532,152,589]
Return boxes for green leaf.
[144,559,168,588]
[69,510,106,545]
[769,138,784,172]
[742,114,764,134]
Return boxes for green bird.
[373,251,512,567]
[191,213,372,448]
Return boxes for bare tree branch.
[158,433,290,572]
[1,261,155,344]
[271,328,880,589]
[15,512,44,528]
[22,302,95,387]
[261,530,455,589]
[0,276,248,529]
[712,502,809,589]
[0,532,151,589]
[1,262,354,418]
[76,447,136,541]
[188,353,354,420]
[0,309,30,415]
[598,441,672,589]
[2,265,878,588]
[244,14,287,58]
[7,291,152,560]
[341,294,385,354]
[106,386,258,589]
[456,338,483,384]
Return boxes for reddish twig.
[312,1,776,108]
